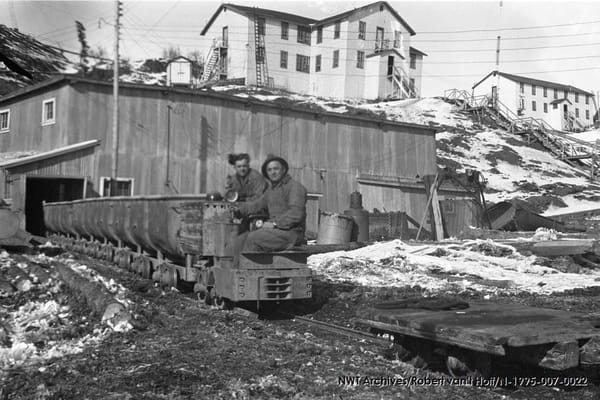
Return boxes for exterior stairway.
[201,41,220,82]
[444,89,600,180]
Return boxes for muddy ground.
[1,249,600,400]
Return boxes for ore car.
[43,195,312,308]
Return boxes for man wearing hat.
[225,153,268,202]
[234,155,307,252]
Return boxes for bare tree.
[162,45,181,60]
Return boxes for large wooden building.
[0,75,438,235]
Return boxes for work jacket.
[225,168,268,201]
[240,175,307,233]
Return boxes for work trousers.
[233,227,304,253]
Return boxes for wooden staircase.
[201,41,220,82]
[444,89,600,180]
[391,65,415,99]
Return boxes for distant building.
[166,56,193,86]
[200,1,425,100]
[473,71,596,132]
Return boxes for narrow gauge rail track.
[270,311,394,347]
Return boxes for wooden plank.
[356,318,506,355]
[531,239,594,256]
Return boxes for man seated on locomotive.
[233,155,307,252]
[225,153,268,202]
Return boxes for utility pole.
[110,0,122,196]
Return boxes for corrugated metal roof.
[0,76,438,134]
[0,139,100,169]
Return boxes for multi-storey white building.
[473,71,596,132]
[200,1,425,100]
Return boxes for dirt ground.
[2,249,600,400]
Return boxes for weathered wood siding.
[0,79,437,228]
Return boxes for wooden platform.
[357,301,600,370]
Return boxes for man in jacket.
[225,153,268,201]
[234,155,307,252]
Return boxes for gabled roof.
[201,3,317,35]
[315,1,416,36]
[200,2,416,36]
[166,56,193,65]
[473,71,594,96]
[0,139,100,169]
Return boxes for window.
[553,104,558,109]
[334,21,341,39]
[532,101,536,111]
[576,108,580,117]
[356,51,364,69]
[586,110,590,120]
[332,50,339,68]
[519,98,525,110]
[296,54,310,73]
[543,103,548,113]
[315,55,322,72]
[409,54,416,69]
[575,93,579,103]
[100,177,134,197]
[532,85,536,95]
[543,87,547,97]
[257,17,265,36]
[297,25,311,45]
[281,22,289,40]
[317,26,323,44]
[586,95,590,105]
[358,21,366,40]
[42,98,56,125]
[409,78,415,92]
[393,31,401,48]
[564,90,568,99]
[554,88,558,99]
[280,51,288,69]
[519,83,524,94]
[0,109,9,133]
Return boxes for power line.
[412,31,600,43]
[418,18,600,34]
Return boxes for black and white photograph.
[1,0,600,398]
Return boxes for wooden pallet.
[357,301,600,371]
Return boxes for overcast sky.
[1,0,600,98]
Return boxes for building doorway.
[25,177,85,235]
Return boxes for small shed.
[166,56,192,87]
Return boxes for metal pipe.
[110,0,120,196]
[166,105,172,188]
